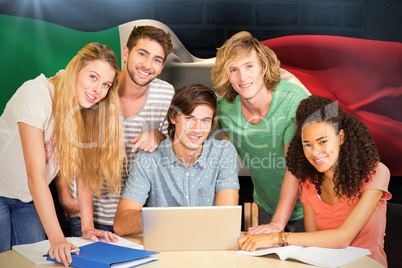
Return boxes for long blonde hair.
[211,31,281,103]
[51,42,124,196]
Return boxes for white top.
[0,74,59,202]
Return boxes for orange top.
[300,162,391,267]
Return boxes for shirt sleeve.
[122,151,152,204]
[361,162,392,201]
[11,79,51,131]
[215,141,240,192]
[160,117,169,137]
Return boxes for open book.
[12,235,144,265]
[236,245,371,268]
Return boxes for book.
[236,245,371,268]
[12,235,143,265]
[46,241,158,268]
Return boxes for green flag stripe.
[0,14,121,112]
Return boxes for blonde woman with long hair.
[0,42,124,266]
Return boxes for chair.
[243,202,259,232]
[384,202,402,268]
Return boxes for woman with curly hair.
[0,43,124,266]
[239,95,391,267]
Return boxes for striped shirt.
[92,78,174,226]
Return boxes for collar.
[161,138,210,168]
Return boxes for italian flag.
[1,14,401,176]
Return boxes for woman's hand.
[238,233,277,251]
[48,240,79,267]
[82,228,118,243]
[75,176,118,244]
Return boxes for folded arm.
[113,198,144,236]
[215,189,239,206]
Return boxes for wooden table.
[0,234,384,268]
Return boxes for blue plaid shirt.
[122,137,240,207]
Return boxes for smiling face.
[228,49,268,101]
[302,121,344,178]
[75,59,115,108]
[123,38,165,88]
[171,104,214,155]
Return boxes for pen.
[42,249,80,257]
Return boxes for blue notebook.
[46,241,159,268]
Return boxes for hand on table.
[82,228,119,243]
[238,233,276,252]
[48,240,79,267]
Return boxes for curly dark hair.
[286,95,380,198]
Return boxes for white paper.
[111,256,158,268]
[236,246,371,268]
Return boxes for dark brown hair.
[126,25,173,62]
[286,95,380,198]
[167,84,218,140]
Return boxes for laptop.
[141,206,242,251]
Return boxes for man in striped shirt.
[89,25,175,235]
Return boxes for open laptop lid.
[142,206,242,251]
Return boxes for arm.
[215,189,239,206]
[54,175,80,220]
[75,176,117,243]
[214,140,240,206]
[239,189,383,251]
[113,198,144,236]
[248,145,299,234]
[303,203,318,232]
[114,152,151,236]
[130,129,165,153]
[19,122,77,266]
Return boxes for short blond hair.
[211,31,281,103]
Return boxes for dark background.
[1,0,401,58]
[0,0,401,204]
